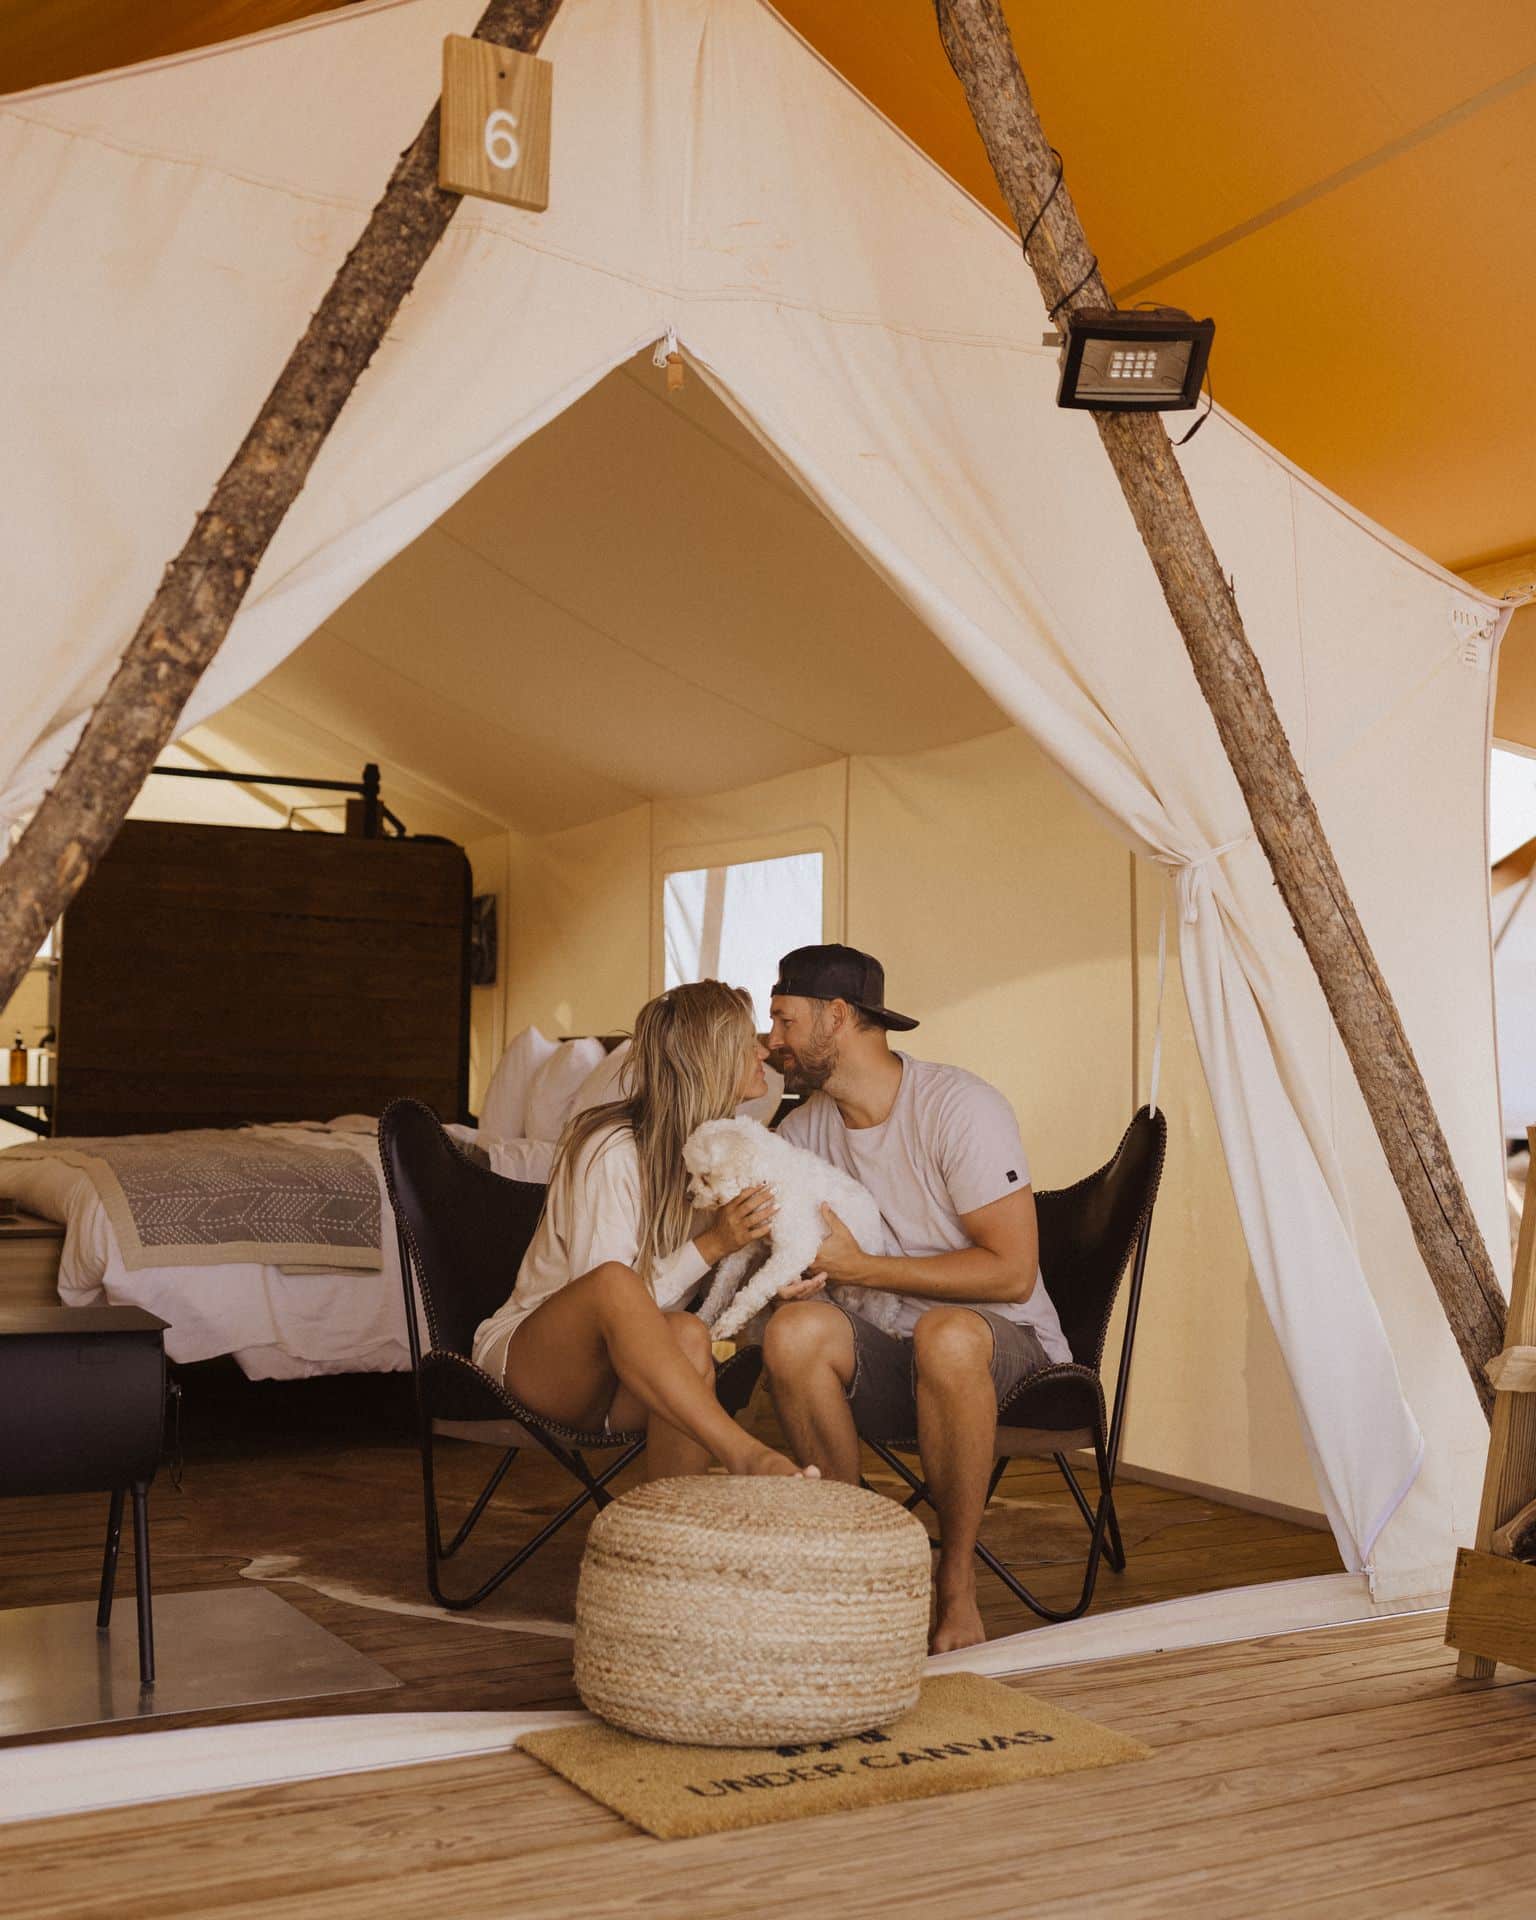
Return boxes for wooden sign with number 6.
[439,35,552,211]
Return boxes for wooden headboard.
[54,821,471,1134]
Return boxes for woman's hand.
[698,1183,776,1266]
[776,1272,827,1303]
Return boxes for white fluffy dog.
[684,1116,903,1341]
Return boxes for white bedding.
[0,1123,412,1381]
[446,1127,556,1184]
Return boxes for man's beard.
[771,1039,835,1094]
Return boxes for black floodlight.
[1050,308,1215,412]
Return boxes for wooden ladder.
[1446,1124,1536,1676]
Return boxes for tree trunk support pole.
[936,0,1502,1415]
[0,0,564,1005]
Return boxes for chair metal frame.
[861,1107,1165,1623]
[382,1098,763,1612]
[381,1099,649,1611]
[398,1254,647,1612]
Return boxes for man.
[763,943,1069,1653]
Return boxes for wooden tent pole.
[935,0,1503,1415]
[0,0,564,1010]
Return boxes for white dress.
[471,1123,709,1379]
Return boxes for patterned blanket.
[0,1130,381,1273]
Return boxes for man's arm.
[814,1188,1040,1305]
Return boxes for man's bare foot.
[929,1592,986,1654]
[743,1444,821,1479]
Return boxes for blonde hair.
[553,980,758,1284]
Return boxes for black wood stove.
[0,1303,168,1684]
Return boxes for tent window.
[1491,745,1536,864]
[663,852,824,1026]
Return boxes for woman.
[471,981,819,1479]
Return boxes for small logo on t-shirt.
[1006,1169,1019,1184]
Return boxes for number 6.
[484,107,520,171]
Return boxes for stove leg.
[130,1480,154,1687]
[97,1488,125,1632]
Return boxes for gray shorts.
[827,1300,1050,1444]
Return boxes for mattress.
[0,1123,412,1380]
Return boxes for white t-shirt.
[778,1054,1070,1362]
[470,1124,709,1379]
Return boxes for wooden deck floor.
[3,1611,1533,1917]
[0,1364,1342,1738]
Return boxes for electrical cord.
[1173,366,1215,445]
[1048,256,1101,319]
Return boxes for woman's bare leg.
[502,1264,804,1477]
[609,1314,716,1480]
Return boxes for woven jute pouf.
[574,1475,932,1747]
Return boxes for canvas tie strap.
[1146,889,1168,1118]
[1145,834,1253,1114]
[1160,833,1253,927]
[653,326,684,392]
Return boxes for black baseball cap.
[770,944,919,1032]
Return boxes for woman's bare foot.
[742,1443,820,1479]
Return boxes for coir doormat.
[517,1672,1149,1838]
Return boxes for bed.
[0,1119,413,1380]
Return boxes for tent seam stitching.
[427,524,849,760]
[2,109,1058,357]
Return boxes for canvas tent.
[0,0,1512,1638]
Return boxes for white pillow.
[445,1126,554,1184]
[525,1037,607,1143]
[571,1039,633,1117]
[479,1026,558,1142]
[484,1137,556,1183]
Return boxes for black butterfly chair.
[860,1106,1167,1623]
[379,1098,763,1610]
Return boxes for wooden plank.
[1445,1547,1536,1673]
[1485,1344,1536,1393]
[1331,1855,1536,1920]
[439,35,552,210]
[1454,1121,1536,1675]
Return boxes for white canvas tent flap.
[0,0,1506,1589]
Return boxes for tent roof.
[201,354,1007,840]
[4,0,1533,581]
